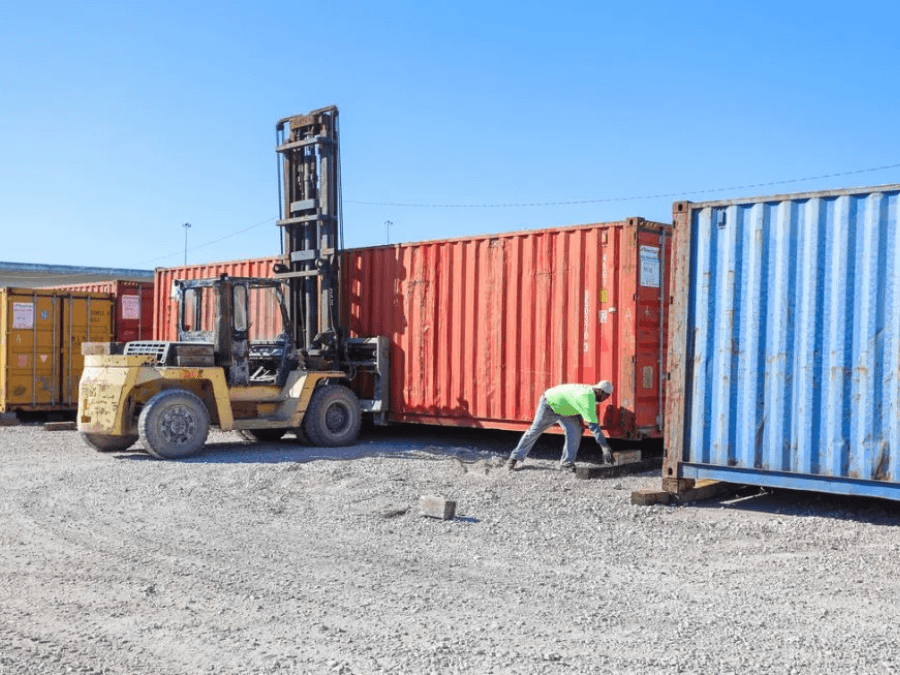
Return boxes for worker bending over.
[507,381,614,472]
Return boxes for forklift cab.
[175,276,298,387]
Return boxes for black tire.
[81,432,139,453]
[237,428,287,442]
[138,389,210,460]
[303,384,361,447]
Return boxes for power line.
[345,162,900,209]
[135,217,276,266]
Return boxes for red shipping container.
[49,280,154,343]
[343,218,672,439]
[153,218,671,440]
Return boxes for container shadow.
[697,486,900,526]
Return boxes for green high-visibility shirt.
[544,384,599,424]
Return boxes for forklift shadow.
[114,438,503,465]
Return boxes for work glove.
[598,441,614,465]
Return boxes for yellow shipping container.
[0,288,114,413]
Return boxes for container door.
[116,292,143,342]
[2,292,61,409]
[632,228,668,434]
[62,295,114,406]
[140,285,154,340]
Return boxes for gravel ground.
[1,423,899,675]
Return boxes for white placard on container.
[13,302,34,329]
[640,246,660,288]
[121,295,141,320]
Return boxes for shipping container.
[665,184,900,501]
[343,218,671,439]
[153,218,671,440]
[0,287,114,412]
[50,280,154,342]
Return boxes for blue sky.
[1,0,898,269]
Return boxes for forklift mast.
[275,106,342,370]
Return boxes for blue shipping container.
[665,184,900,501]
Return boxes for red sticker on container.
[17,354,27,368]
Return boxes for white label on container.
[640,245,660,288]
[13,302,33,329]
[121,295,141,320]
[600,309,608,324]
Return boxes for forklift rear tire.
[303,384,361,447]
[139,389,210,460]
[81,432,139,453]
[238,429,287,442]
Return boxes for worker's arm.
[587,422,614,464]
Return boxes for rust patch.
[873,442,890,481]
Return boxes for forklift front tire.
[139,389,210,460]
[303,384,361,447]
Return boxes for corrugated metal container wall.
[0,288,114,412]
[49,280,154,342]
[343,218,671,439]
[665,184,900,501]
[153,256,280,342]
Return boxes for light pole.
[183,222,191,265]
[385,220,392,245]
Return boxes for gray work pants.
[509,395,583,465]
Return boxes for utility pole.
[183,222,191,265]
[385,220,392,245]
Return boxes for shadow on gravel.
[111,424,661,469]
[113,425,518,465]
[696,486,900,526]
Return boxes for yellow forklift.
[77,106,387,459]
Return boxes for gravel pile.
[0,424,898,675]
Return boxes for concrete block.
[419,495,456,520]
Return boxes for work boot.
[506,458,519,471]
[560,462,576,473]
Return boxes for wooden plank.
[671,479,739,503]
[631,488,670,506]
[575,457,662,480]
[44,421,77,431]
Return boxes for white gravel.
[1,423,899,675]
